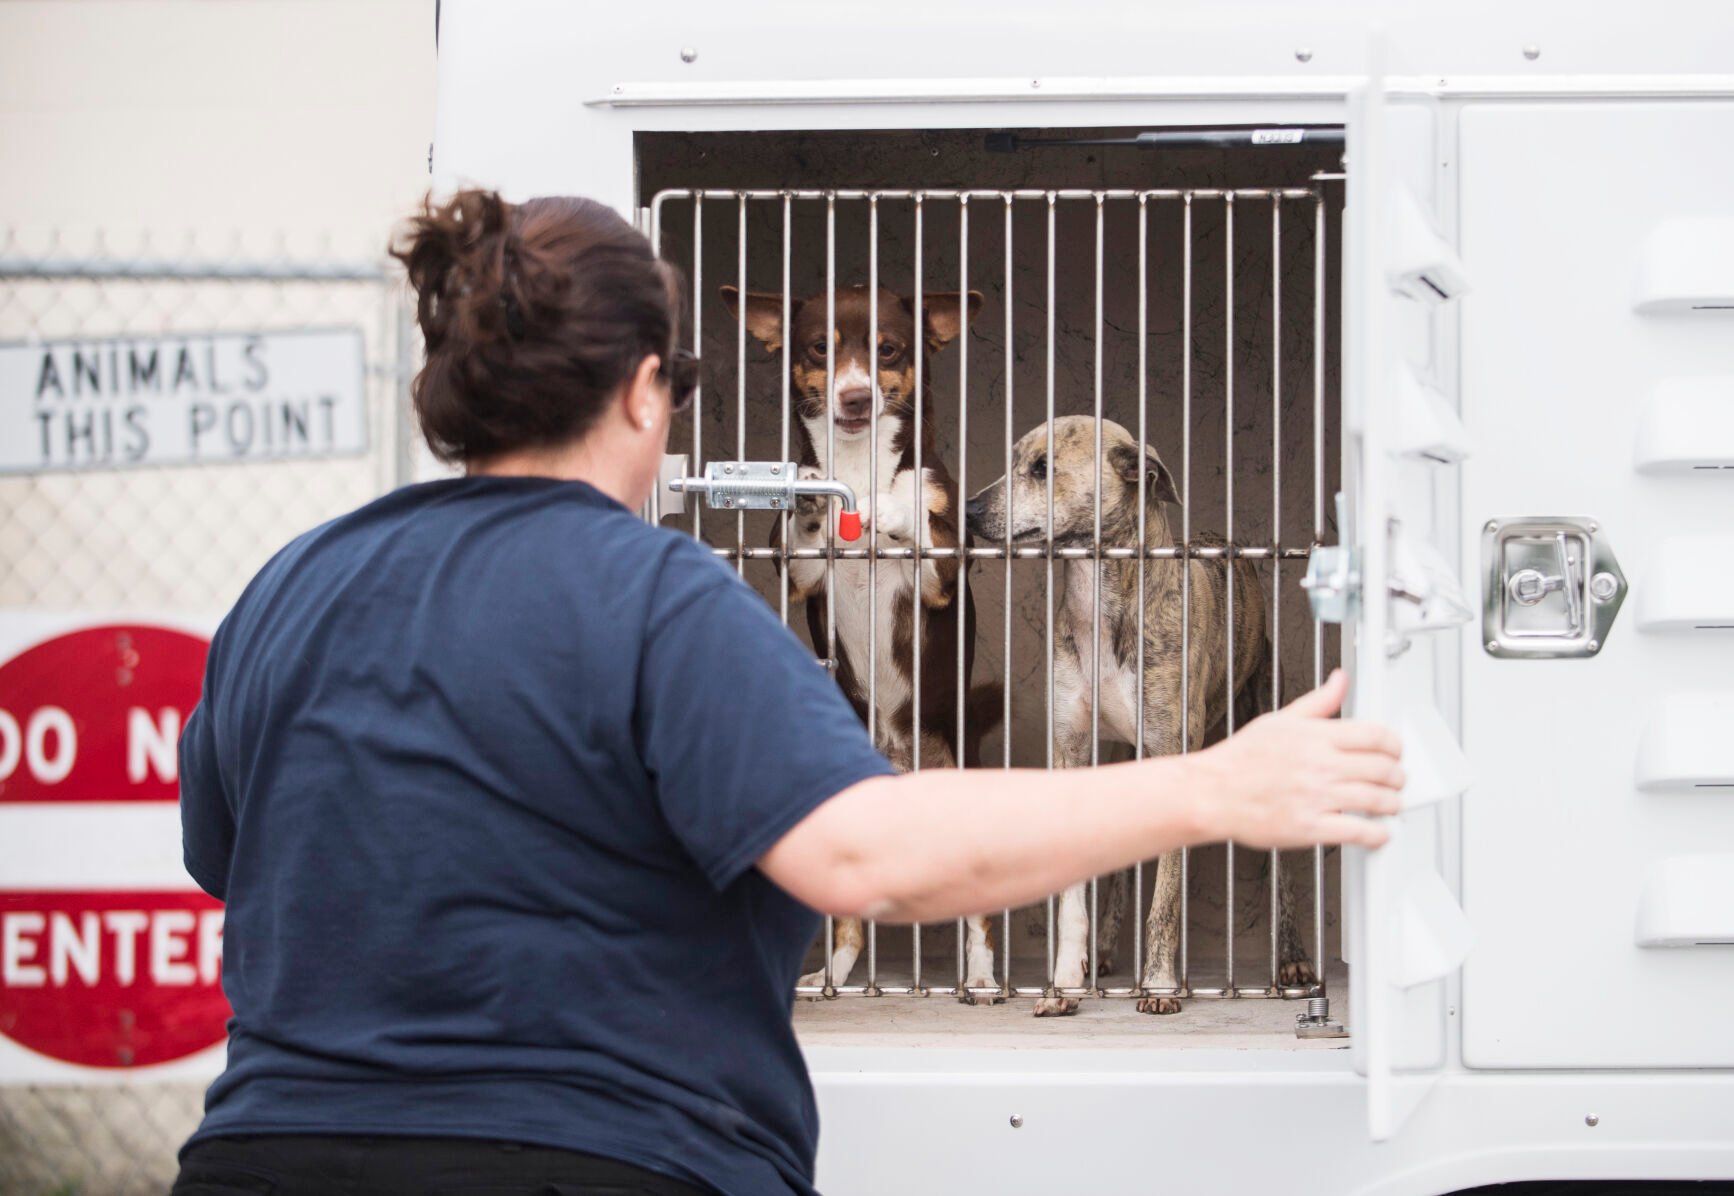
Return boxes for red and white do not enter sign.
[1,890,229,1067]
[0,617,232,1075]
[0,623,207,804]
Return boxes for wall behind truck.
[0,0,435,249]
[0,4,434,1192]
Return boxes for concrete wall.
[0,0,435,252]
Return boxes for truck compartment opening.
[640,127,1345,1040]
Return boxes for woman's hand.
[1184,669,1404,851]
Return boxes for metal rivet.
[1590,572,1618,601]
[1585,1113,1599,1127]
[1485,520,1499,532]
[1009,1114,1025,1129]
[680,47,698,63]
[770,464,781,474]
[1523,44,1541,60]
[1588,521,1599,533]
[1295,48,1313,63]
[1587,639,1600,652]
[723,464,734,474]
[1030,78,1041,88]
[611,84,623,94]
[1486,640,1499,652]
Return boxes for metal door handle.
[1554,531,1583,633]
[1507,568,1564,607]
[1482,517,1627,659]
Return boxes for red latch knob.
[838,511,862,542]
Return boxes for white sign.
[0,328,368,474]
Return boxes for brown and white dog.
[966,416,1315,1016]
[722,282,1002,1001]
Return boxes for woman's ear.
[624,354,663,431]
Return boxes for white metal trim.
[592,75,1360,107]
[591,74,1734,108]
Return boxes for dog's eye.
[878,341,901,362]
[1029,455,1047,481]
[808,338,830,360]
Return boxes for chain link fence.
[0,228,416,1195]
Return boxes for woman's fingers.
[1318,781,1404,817]
[1324,719,1404,757]
[1322,751,1406,790]
[1314,815,1391,850]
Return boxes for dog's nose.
[837,386,873,417]
[964,496,985,526]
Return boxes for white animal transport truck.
[433,3,1734,1192]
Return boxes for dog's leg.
[1231,633,1316,989]
[1096,869,1128,976]
[1138,708,1187,1015]
[1035,881,1090,1018]
[916,469,962,611]
[1275,853,1319,989]
[784,465,831,603]
[1035,690,1093,1017]
[1137,849,1186,1014]
[867,467,955,607]
[961,914,1002,1006]
[798,916,865,993]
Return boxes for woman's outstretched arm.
[757,670,1404,924]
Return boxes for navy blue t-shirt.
[178,476,892,1196]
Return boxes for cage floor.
[794,916,1347,1052]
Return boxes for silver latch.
[1303,491,1362,625]
[1302,545,1362,624]
[1301,499,1474,661]
[1482,516,1627,659]
[668,460,863,541]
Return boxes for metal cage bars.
[649,186,1329,1003]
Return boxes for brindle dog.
[723,283,1002,1001]
[966,416,1316,1016]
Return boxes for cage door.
[1331,74,1475,1143]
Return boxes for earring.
[641,417,653,430]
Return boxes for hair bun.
[394,190,518,352]
[391,189,681,465]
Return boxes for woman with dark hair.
[171,190,1402,1196]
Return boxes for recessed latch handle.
[1483,517,1626,659]
[1507,531,1582,631]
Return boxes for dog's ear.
[909,290,985,351]
[1110,442,1182,508]
[719,286,786,352]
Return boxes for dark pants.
[171,1135,717,1195]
